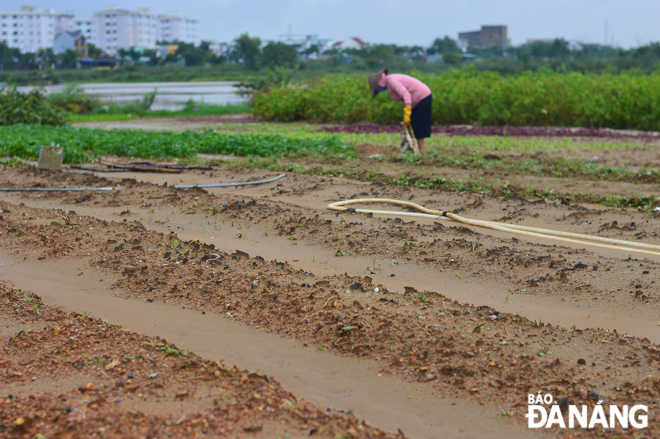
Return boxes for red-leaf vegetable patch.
[319,124,660,141]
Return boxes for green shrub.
[252,68,660,131]
[253,87,310,122]
[0,87,67,126]
[47,84,100,114]
[48,85,156,117]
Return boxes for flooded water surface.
[17,81,246,111]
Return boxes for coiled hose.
[328,198,660,257]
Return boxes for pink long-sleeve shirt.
[377,73,431,108]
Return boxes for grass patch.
[149,104,251,118]
[69,113,141,122]
[69,104,251,123]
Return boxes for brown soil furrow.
[0,279,398,439]
[2,167,660,344]
[0,256,534,439]
[1,193,660,438]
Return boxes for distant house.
[158,44,179,59]
[526,38,556,45]
[79,54,125,70]
[208,43,234,58]
[331,37,366,50]
[427,54,443,63]
[458,26,508,50]
[54,31,88,57]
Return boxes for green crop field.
[0,125,355,164]
[254,69,660,131]
[208,121,650,153]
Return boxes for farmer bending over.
[368,68,432,151]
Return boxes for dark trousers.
[411,94,432,139]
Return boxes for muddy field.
[2,122,660,438]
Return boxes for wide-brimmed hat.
[368,68,389,98]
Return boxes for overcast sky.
[5,0,660,48]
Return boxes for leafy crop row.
[253,68,660,131]
[0,125,355,164]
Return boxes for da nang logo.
[526,392,648,429]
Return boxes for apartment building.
[0,6,74,53]
[75,18,95,46]
[159,11,199,45]
[54,13,75,37]
[92,7,199,54]
[93,7,159,54]
[1,5,199,54]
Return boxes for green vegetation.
[0,41,102,72]
[1,116,657,210]
[146,103,250,118]
[0,125,355,163]
[254,68,660,131]
[68,113,141,122]
[0,64,252,86]
[47,83,100,113]
[68,103,250,122]
[192,120,650,154]
[261,42,299,69]
[384,151,660,185]
[6,37,660,88]
[7,31,660,88]
[232,33,262,70]
[0,87,66,126]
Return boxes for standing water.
[16,81,246,111]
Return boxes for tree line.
[4,33,660,74]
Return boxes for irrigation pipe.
[174,173,286,189]
[0,174,286,193]
[0,185,122,192]
[328,198,660,257]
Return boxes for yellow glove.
[403,106,411,126]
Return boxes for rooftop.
[0,6,57,15]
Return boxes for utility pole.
[604,19,608,45]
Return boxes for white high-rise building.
[75,18,95,46]
[54,12,74,37]
[0,5,199,54]
[93,6,159,54]
[159,12,199,45]
[0,6,73,53]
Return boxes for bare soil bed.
[1,161,660,438]
[0,279,395,438]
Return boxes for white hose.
[0,174,286,192]
[175,173,286,189]
[328,198,660,256]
